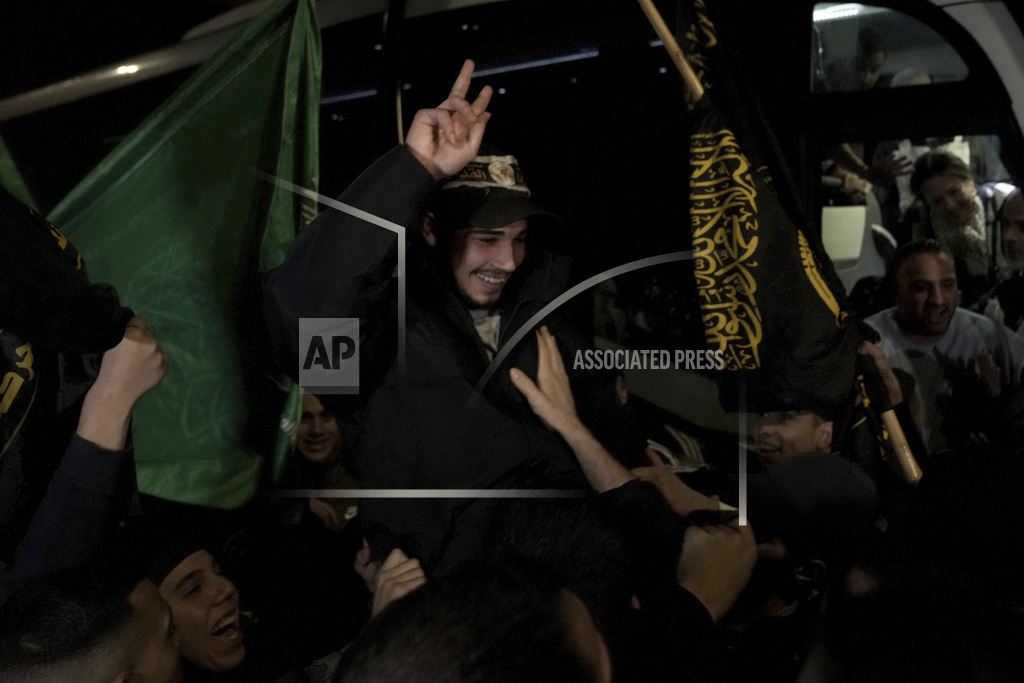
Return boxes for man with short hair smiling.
[267,61,642,573]
[756,410,834,468]
[456,221,526,305]
[867,239,1024,453]
[296,394,341,464]
[151,548,245,679]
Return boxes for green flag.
[0,135,36,209]
[49,0,321,507]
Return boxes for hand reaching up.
[406,59,493,180]
[511,327,633,492]
[509,326,580,434]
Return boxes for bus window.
[812,3,969,93]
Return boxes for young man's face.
[449,219,528,307]
[756,411,832,467]
[158,550,245,673]
[297,393,340,464]
[895,251,959,339]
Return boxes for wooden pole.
[635,0,705,107]
[881,409,923,484]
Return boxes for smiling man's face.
[449,219,528,308]
[158,550,245,673]
[894,251,959,340]
[297,393,340,464]
[757,410,833,467]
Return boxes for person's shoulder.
[955,307,991,323]
[952,307,999,335]
[944,308,1018,353]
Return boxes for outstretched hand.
[406,59,493,180]
[858,340,903,406]
[509,326,580,434]
[512,327,634,492]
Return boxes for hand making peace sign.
[405,59,493,180]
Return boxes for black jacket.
[266,147,643,573]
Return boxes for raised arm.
[2,318,168,603]
[265,60,493,378]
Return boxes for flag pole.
[861,355,923,485]
[635,0,705,107]
[881,410,923,484]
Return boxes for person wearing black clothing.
[0,316,167,606]
[510,326,757,681]
[265,61,643,573]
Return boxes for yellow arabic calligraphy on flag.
[690,127,762,370]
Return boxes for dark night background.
[0,2,237,97]
[3,0,1024,364]
[3,0,1024,466]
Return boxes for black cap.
[144,536,204,586]
[431,154,559,230]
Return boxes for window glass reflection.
[812,3,968,92]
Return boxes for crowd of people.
[3,58,1024,683]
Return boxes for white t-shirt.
[866,307,1024,453]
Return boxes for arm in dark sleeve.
[264,146,437,378]
[598,480,737,682]
[598,479,688,578]
[0,434,134,605]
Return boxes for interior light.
[813,4,862,22]
[116,65,139,75]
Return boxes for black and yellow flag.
[680,0,862,415]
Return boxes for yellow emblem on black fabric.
[690,128,762,371]
[683,0,718,89]
[797,230,847,327]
